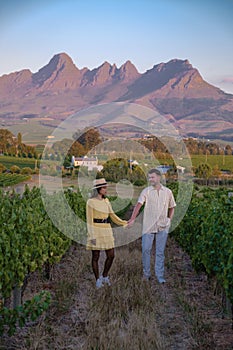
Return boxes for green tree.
[100,158,129,182]
[21,167,33,175]
[0,129,16,154]
[195,163,212,185]
[100,158,147,185]
[10,165,21,174]
[74,128,102,152]
[0,163,6,173]
[17,132,22,145]
[63,155,72,168]
[68,141,85,157]
[130,165,147,186]
[225,145,232,155]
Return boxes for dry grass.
[1,239,233,350]
[84,246,167,350]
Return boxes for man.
[128,168,176,283]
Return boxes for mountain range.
[0,52,233,141]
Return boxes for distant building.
[71,156,103,171]
[157,165,171,174]
[157,164,186,174]
[143,134,154,140]
[176,165,185,174]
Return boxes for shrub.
[0,163,6,173]
[10,165,20,174]
[21,167,33,175]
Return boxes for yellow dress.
[86,197,127,250]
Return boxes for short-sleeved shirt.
[138,185,176,234]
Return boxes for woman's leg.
[103,248,115,277]
[92,250,100,280]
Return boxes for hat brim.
[92,183,107,189]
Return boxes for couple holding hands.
[86,168,176,289]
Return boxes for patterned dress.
[86,197,127,250]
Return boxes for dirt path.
[1,236,233,350]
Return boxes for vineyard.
[0,173,31,187]
[0,184,232,347]
[170,183,233,306]
[0,186,131,336]
[0,156,39,170]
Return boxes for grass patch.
[147,155,233,172]
[8,119,55,145]
[190,154,233,172]
[84,245,167,350]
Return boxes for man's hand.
[127,218,135,227]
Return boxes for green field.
[188,154,233,172]
[0,156,39,169]
[132,154,233,172]
[0,173,31,187]
[7,119,55,145]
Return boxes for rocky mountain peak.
[51,52,75,67]
[152,58,193,75]
[118,60,139,80]
[32,52,82,89]
[0,69,32,96]
[80,61,113,87]
[0,53,232,141]
[81,60,139,86]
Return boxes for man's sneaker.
[158,278,166,284]
[96,277,103,289]
[102,276,111,286]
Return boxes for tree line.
[0,129,38,158]
[140,136,232,156]
[50,128,233,160]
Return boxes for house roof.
[73,157,97,161]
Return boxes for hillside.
[0,53,233,141]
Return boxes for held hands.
[127,217,135,227]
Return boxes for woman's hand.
[127,218,135,227]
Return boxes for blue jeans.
[142,230,168,282]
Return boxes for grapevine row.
[0,186,72,299]
[0,174,31,187]
[170,183,233,304]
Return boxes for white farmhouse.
[71,156,103,171]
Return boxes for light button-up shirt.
[138,185,176,234]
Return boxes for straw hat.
[92,178,108,189]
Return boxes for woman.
[86,178,127,288]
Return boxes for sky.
[1,0,233,93]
